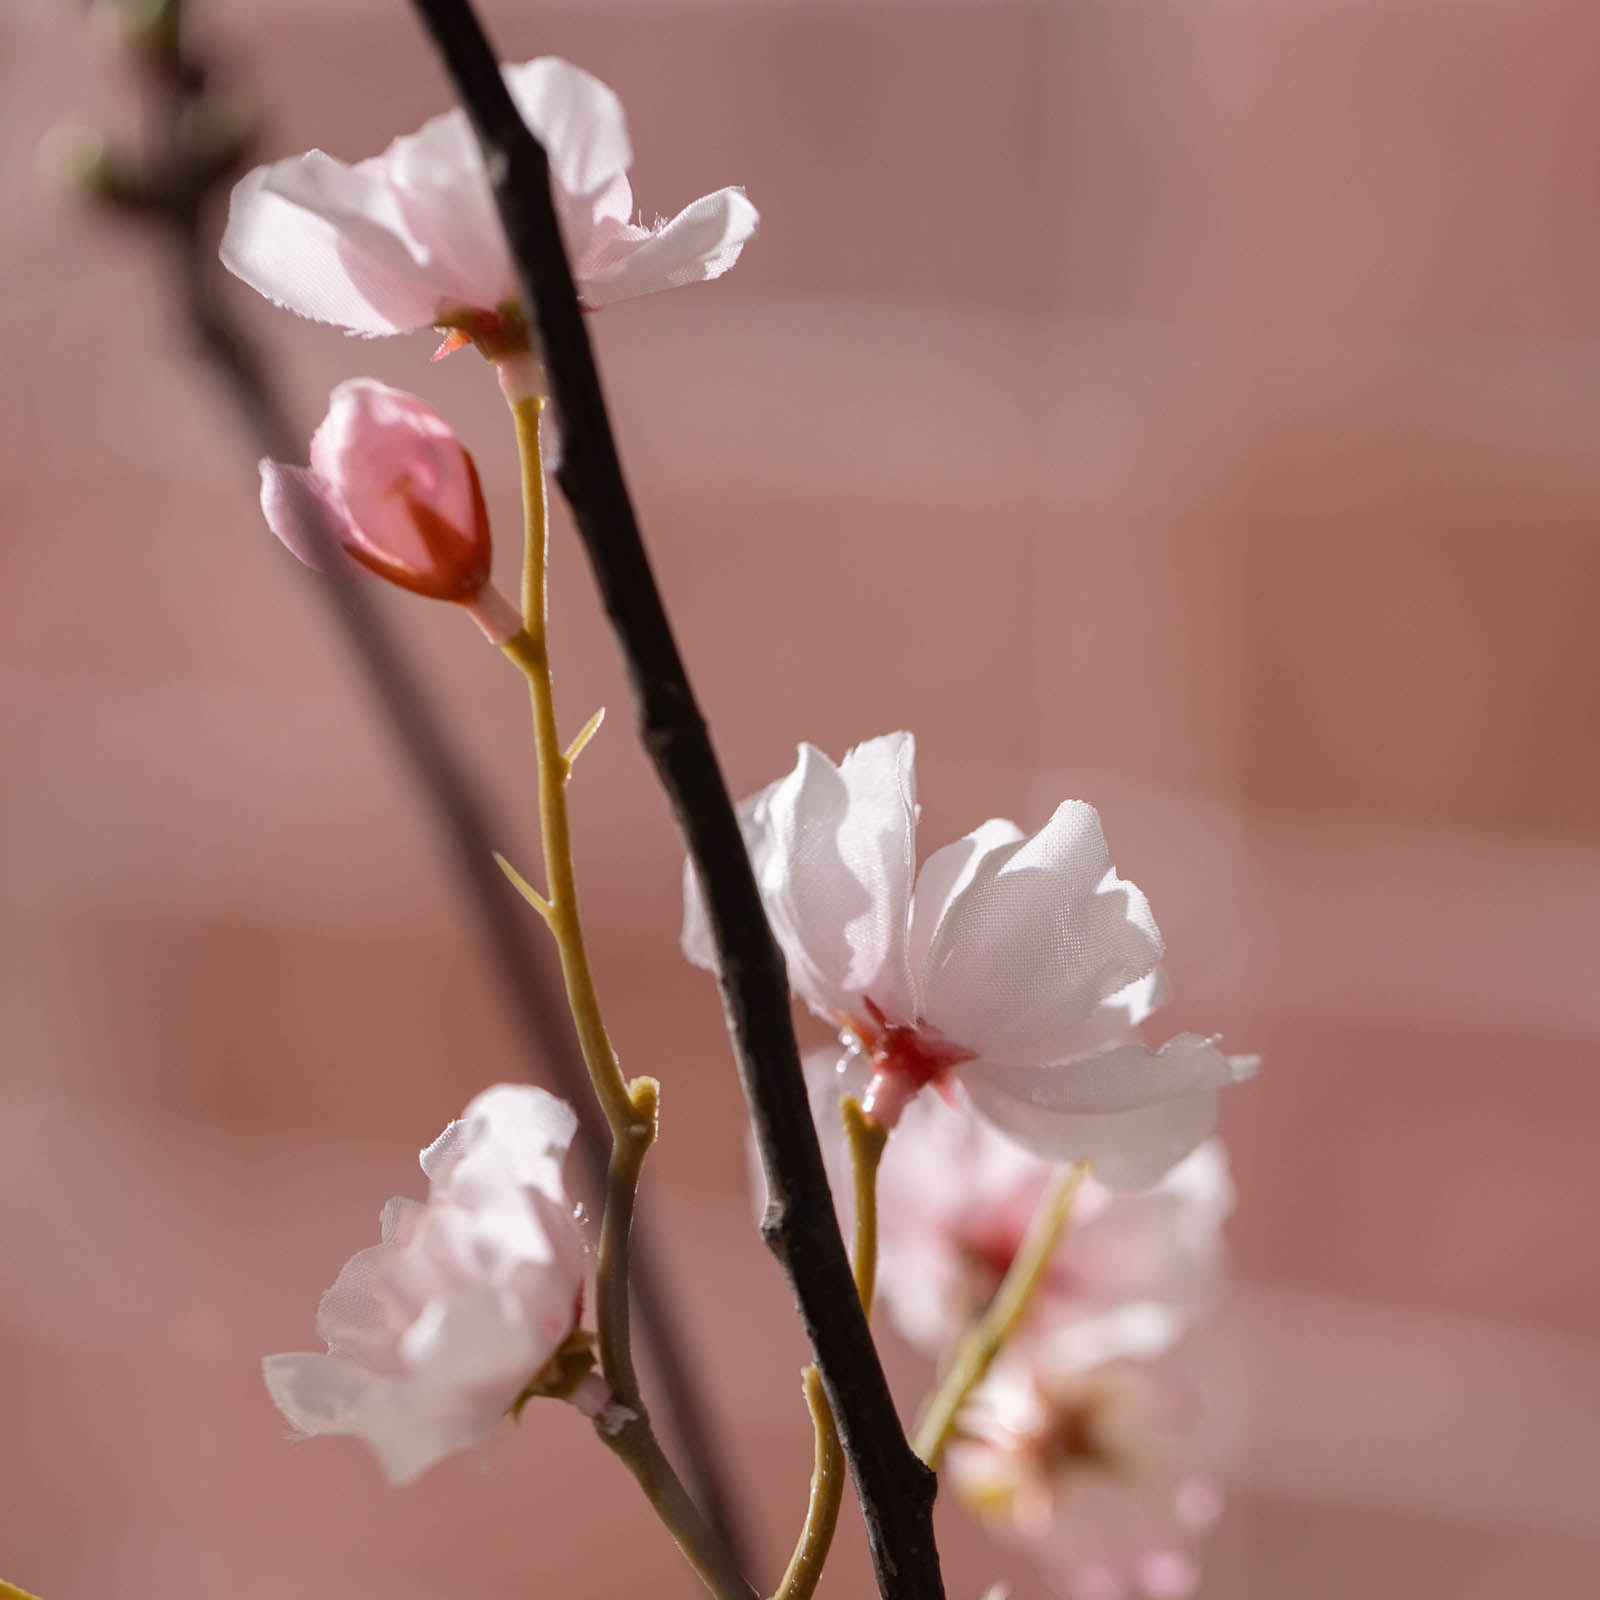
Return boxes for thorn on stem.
[562,705,606,776]
[493,850,554,925]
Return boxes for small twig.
[499,398,746,1598]
[773,1098,887,1600]
[400,5,946,1591]
[75,0,750,1569]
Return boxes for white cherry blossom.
[947,1349,1223,1600]
[221,57,758,338]
[684,733,1255,1186]
[264,1085,589,1485]
[806,1054,1233,1356]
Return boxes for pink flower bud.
[260,379,519,642]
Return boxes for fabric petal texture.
[263,1084,585,1484]
[221,57,757,336]
[962,1039,1257,1189]
[582,188,762,306]
[754,734,918,1021]
[222,159,443,335]
[918,801,1163,1068]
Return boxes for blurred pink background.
[4,0,1599,1596]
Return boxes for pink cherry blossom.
[806,1054,1233,1356]
[946,1349,1223,1600]
[684,733,1255,1186]
[258,378,519,641]
[263,1085,589,1485]
[220,57,758,339]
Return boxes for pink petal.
[257,460,362,578]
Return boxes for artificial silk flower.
[220,56,759,340]
[683,733,1255,1187]
[264,1085,591,1485]
[806,1054,1232,1356]
[946,1350,1223,1600]
[259,377,520,642]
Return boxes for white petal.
[961,1038,1255,1188]
[314,1234,410,1374]
[920,801,1163,1064]
[263,1351,380,1436]
[581,188,761,307]
[221,158,441,335]
[504,58,633,200]
[329,1365,511,1486]
[758,734,918,1021]
[420,1084,578,1201]
[907,819,1025,1004]
[376,115,518,316]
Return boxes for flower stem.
[772,1098,887,1600]
[501,390,750,1600]
[912,1161,1090,1471]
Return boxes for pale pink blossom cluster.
[684,732,1255,1188]
[232,45,1257,1596]
[811,1060,1232,1600]
[264,1085,596,1485]
[690,731,1253,1594]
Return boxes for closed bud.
[260,379,518,642]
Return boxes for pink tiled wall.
[4,1,1599,1597]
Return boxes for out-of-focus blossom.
[684,733,1255,1186]
[807,1054,1233,1356]
[264,1085,590,1485]
[220,57,758,341]
[947,1349,1223,1600]
[259,378,520,641]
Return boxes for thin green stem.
[912,1162,1090,1471]
[500,392,633,1132]
[772,1098,887,1600]
[500,390,749,1600]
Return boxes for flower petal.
[757,734,918,1022]
[961,1038,1256,1188]
[420,1083,578,1202]
[376,115,517,316]
[907,819,1025,1003]
[257,460,362,577]
[221,157,441,335]
[504,58,634,199]
[581,188,761,307]
[263,1351,380,1436]
[920,801,1163,1064]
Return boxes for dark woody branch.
[402,2,945,1595]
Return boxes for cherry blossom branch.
[913,1161,1091,1470]
[402,3,946,1594]
[499,397,749,1600]
[70,0,750,1570]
